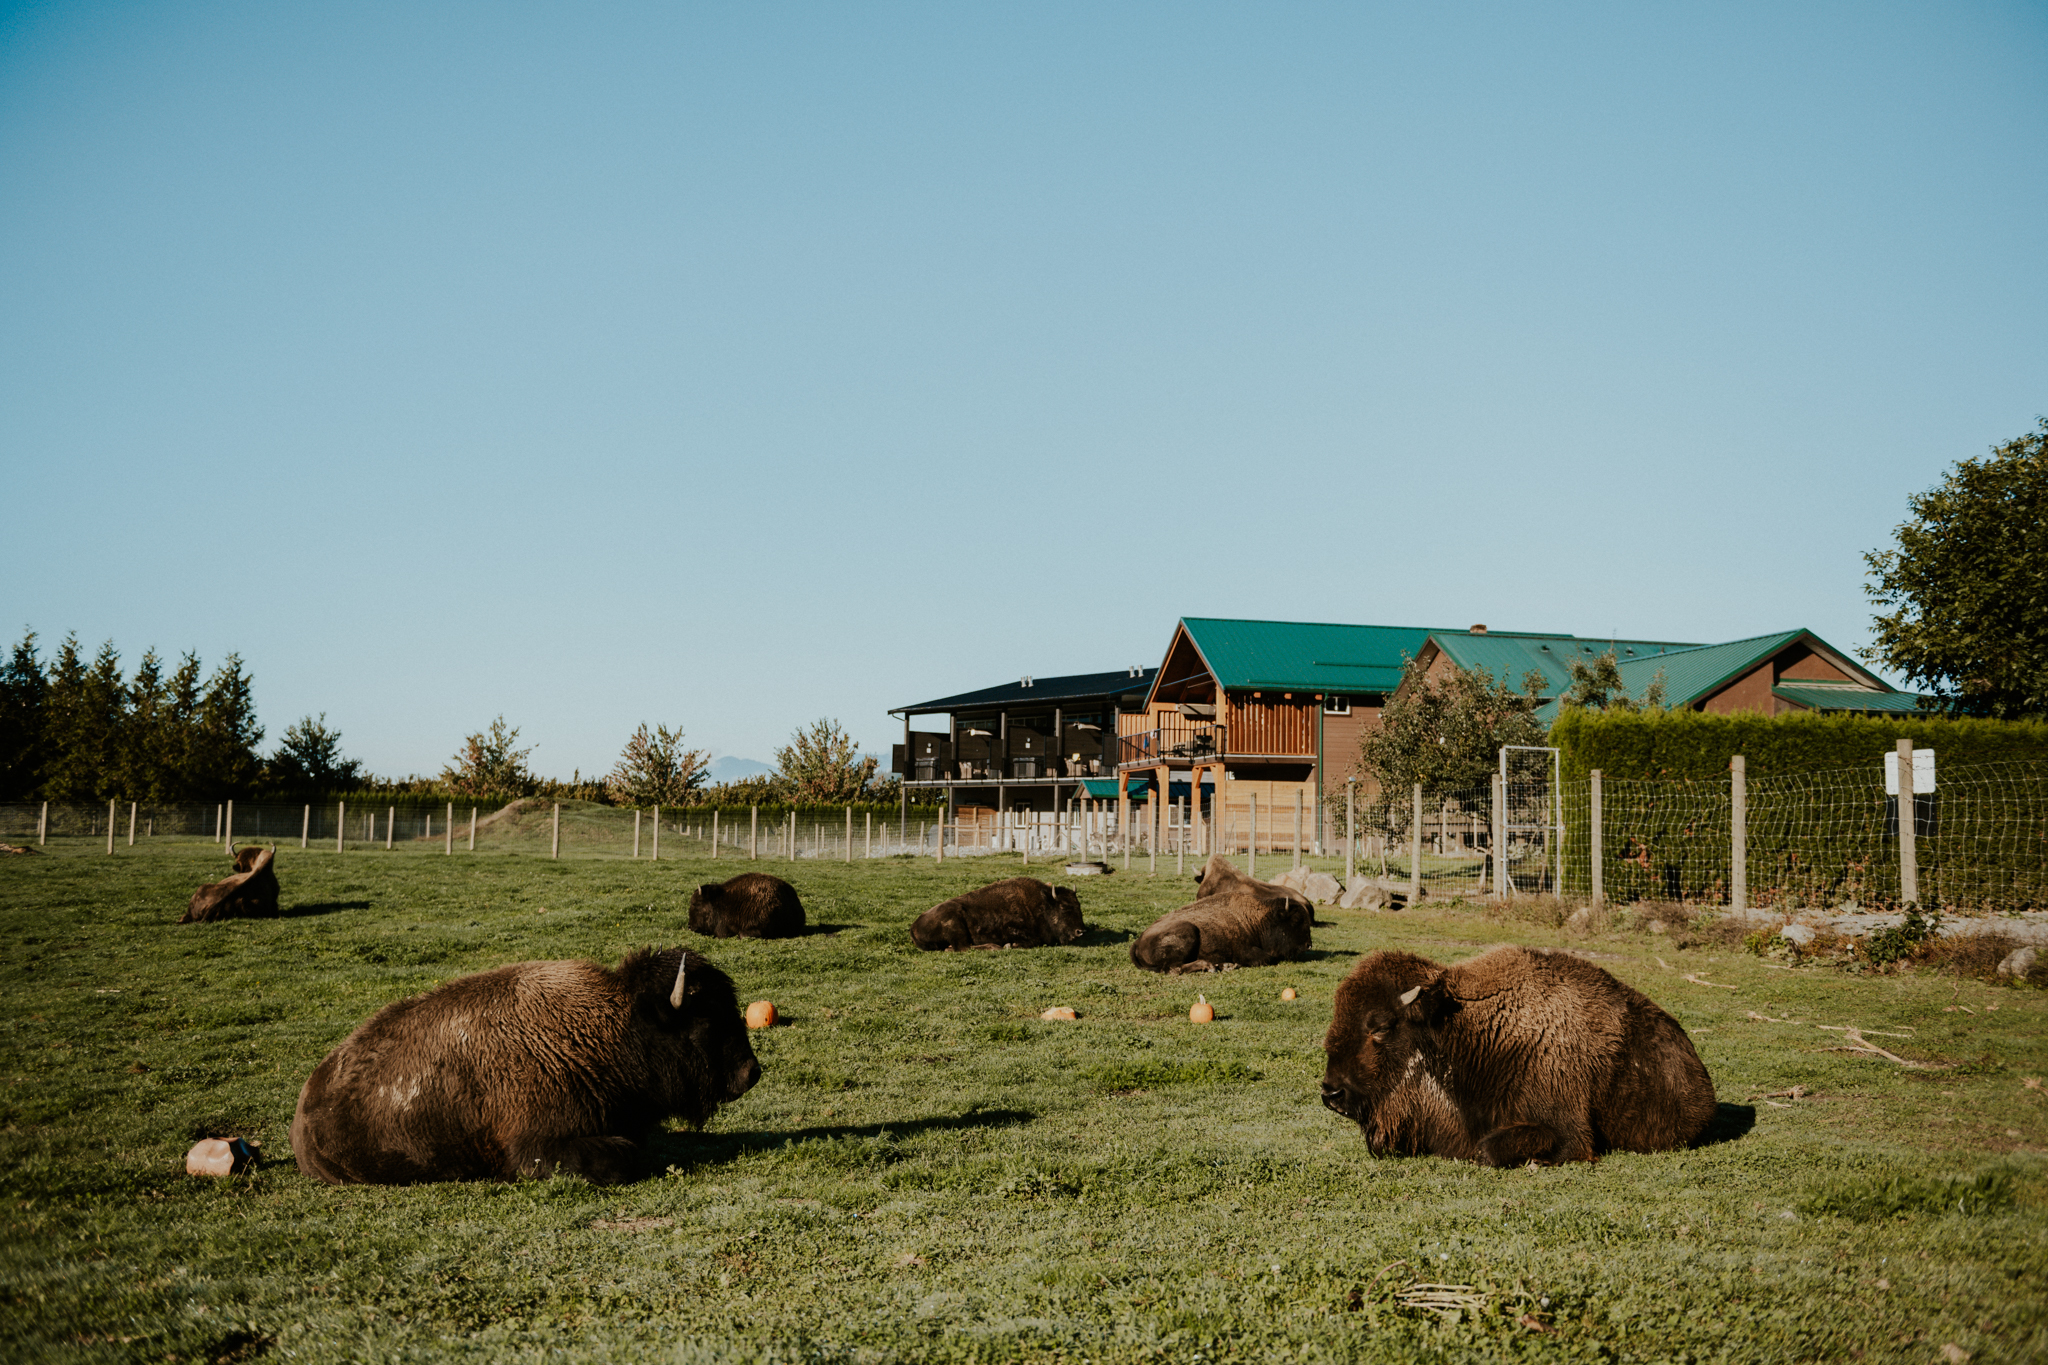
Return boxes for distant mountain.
[708,755,775,782]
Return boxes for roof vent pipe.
[1021,676,1032,688]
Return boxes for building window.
[1324,695,1351,715]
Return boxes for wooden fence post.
[1590,770,1604,906]
[469,807,477,851]
[1409,783,1423,905]
[225,799,234,849]
[336,800,345,853]
[129,801,138,847]
[214,803,222,842]
[749,806,757,861]
[551,803,560,859]
[652,805,661,861]
[38,801,47,845]
[445,802,453,855]
[386,806,395,851]
[107,798,117,854]
[1730,756,1746,912]
[712,809,720,859]
[633,809,642,859]
[1294,788,1303,868]
[300,804,309,849]
[1898,737,1918,905]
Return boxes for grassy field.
[2,842,2044,1363]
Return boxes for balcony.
[1118,723,1226,769]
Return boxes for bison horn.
[227,842,238,858]
[1397,985,1422,1006]
[669,951,688,1009]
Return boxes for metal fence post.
[1898,737,1918,905]
[1590,770,1603,906]
[1499,773,1515,900]
[1730,756,1746,912]
[551,803,560,859]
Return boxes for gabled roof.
[1772,683,1928,715]
[1166,617,1444,697]
[1429,631,1703,705]
[892,667,1155,717]
[1611,629,1894,706]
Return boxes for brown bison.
[1321,946,1718,1166]
[291,947,760,1185]
[688,873,805,938]
[1130,854,1313,973]
[911,877,1085,950]
[181,844,280,923]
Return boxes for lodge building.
[889,617,1922,852]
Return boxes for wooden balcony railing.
[1118,723,1226,768]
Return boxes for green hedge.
[1551,709,2048,782]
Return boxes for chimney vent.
[1469,624,1488,634]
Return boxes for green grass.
[2,843,2045,1363]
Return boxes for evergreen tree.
[0,630,46,801]
[41,637,128,802]
[121,649,171,801]
[269,713,363,791]
[162,652,206,801]
[188,654,264,798]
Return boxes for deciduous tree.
[1862,418,2048,719]
[605,723,708,806]
[1359,657,1546,797]
[442,716,536,798]
[774,718,877,804]
[1557,651,1667,713]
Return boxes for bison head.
[625,947,761,1125]
[1321,950,1458,1152]
[1049,885,1085,943]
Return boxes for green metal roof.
[1076,777,1150,799]
[1772,684,1928,714]
[1431,631,1703,704]
[1176,617,1443,694]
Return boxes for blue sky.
[2,2,2043,779]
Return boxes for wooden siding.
[1213,776,1321,852]
[1224,694,1317,756]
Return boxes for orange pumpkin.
[1039,1006,1079,1022]
[1189,995,1215,1024]
[745,1000,777,1029]
[185,1137,254,1177]
[1281,987,1298,1001]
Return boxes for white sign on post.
[1883,748,1936,795]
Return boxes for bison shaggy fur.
[1321,945,1717,1165]
[1129,854,1313,973]
[688,873,805,939]
[181,844,280,923]
[291,947,760,1185]
[911,877,1085,950]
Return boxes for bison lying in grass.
[181,844,279,923]
[689,873,806,938]
[291,947,760,1184]
[1321,946,1717,1165]
[1130,854,1313,973]
[911,877,1085,950]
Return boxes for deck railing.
[1118,723,1226,768]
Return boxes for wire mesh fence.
[7,758,2043,912]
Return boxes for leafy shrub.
[1860,904,1941,968]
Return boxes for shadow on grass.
[794,923,855,937]
[1075,926,1135,947]
[1692,1103,1757,1149]
[649,1107,1035,1172]
[281,901,371,918]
